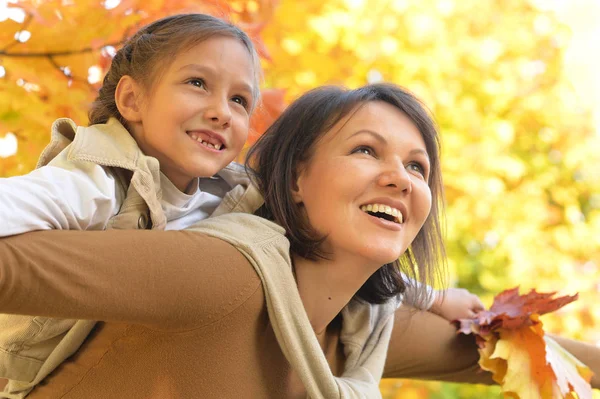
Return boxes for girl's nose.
[204,96,232,128]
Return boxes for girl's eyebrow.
[347,129,430,159]
[178,63,213,74]
[177,63,253,94]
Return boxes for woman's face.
[293,101,432,267]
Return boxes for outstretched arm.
[384,305,493,384]
[0,229,260,331]
[383,305,600,389]
[0,162,121,237]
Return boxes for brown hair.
[246,83,446,305]
[88,13,261,126]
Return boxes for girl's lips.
[188,135,225,153]
[187,131,226,151]
[187,130,226,149]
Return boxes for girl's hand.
[430,288,485,321]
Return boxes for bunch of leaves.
[455,287,593,399]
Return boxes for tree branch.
[0,40,125,58]
[1,14,34,53]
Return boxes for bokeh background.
[0,0,598,397]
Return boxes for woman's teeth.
[360,203,403,224]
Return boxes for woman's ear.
[115,75,143,123]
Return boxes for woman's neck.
[292,253,377,334]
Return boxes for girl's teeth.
[193,136,223,151]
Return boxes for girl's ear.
[115,75,143,122]
[291,167,304,204]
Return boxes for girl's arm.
[0,158,121,237]
[401,273,485,320]
[0,229,261,331]
[384,305,600,389]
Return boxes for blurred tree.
[260,0,600,346]
[0,0,277,175]
[1,0,599,398]
[259,1,600,397]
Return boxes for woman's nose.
[377,164,412,194]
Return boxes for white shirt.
[0,148,229,237]
[162,173,230,231]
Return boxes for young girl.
[0,15,481,396]
[0,13,261,397]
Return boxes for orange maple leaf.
[455,287,593,399]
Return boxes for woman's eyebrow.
[346,130,430,158]
[410,148,430,159]
[347,129,387,144]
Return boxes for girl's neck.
[161,171,196,194]
[292,253,376,334]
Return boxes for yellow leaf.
[545,336,593,399]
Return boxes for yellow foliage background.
[0,0,598,397]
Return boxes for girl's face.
[293,101,432,268]
[132,36,255,191]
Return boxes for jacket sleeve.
[399,273,436,310]
[383,305,492,383]
[0,229,262,331]
[0,153,121,237]
[384,305,600,389]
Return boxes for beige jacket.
[0,191,397,398]
[191,213,401,398]
[0,118,251,398]
[0,182,599,397]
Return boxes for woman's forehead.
[322,101,421,142]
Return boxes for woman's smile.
[360,205,404,231]
[293,100,432,267]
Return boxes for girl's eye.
[187,78,206,89]
[231,95,249,109]
[352,146,376,157]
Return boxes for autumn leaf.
[455,287,593,399]
[459,287,579,334]
[545,336,594,399]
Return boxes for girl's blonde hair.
[88,13,261,126]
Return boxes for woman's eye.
[188,78,206,89]
[231,95,249,109]
[352,146,376,157]
[407,162,426,177]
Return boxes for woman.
[0,84,598,398]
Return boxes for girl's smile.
[126,36,255,192]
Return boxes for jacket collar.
[61,117,145,171]
[211,163,265,217]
